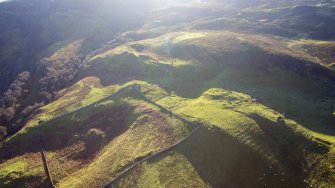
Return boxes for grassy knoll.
[112,85,334,187]
[0,80,190,188]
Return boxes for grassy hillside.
[112,85,333,187]
[0,1,335,188]
[81,31,335,187]
[0,79,191,187]
[1,29,334,187]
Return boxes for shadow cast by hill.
[174,126,307,188]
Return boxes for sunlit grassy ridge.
[0,29,334,187]
[11,76,118,136]
[80,31,334,187]
[83,31,334,133]
[0,79,191,188]
[112,85,333,187]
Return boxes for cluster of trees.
[0,55,84,139]
[0,71,32,135]
[37,56,83,103]
[0,71,30,119]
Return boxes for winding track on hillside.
[102,86,201,188]
[102,125,200,188]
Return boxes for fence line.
[39,137,55,187]
[102,126,200,188]
[102,86,202,188]
[0,86,133,187]
[2,83,202,188]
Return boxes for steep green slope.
[0,18,335,188]
[113,86,333,187]
[82,31,335,133]
[79,31,334,187]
